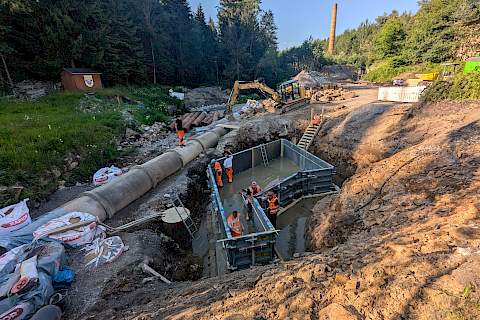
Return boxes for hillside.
[331,0,480,84]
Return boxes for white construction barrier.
[378,86,426,103]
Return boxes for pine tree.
[99,0,146,85]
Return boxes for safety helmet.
[251,181,257,186]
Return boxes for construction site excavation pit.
[207,139,337,274]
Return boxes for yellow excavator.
[226,79,309,114]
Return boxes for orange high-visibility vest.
[247,185,261,203]
[214,161,222,172]
[227,214,242,237]
[267,196,279,215]
[248,185,261,196]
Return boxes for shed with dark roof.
[61,68,103,91]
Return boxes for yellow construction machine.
[226,79,308,114]
[405,63,461,86]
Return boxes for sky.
[188,0,419,50]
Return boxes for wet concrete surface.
[219,158,300,234]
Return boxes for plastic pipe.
[58,127,228,221]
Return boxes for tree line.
[0,0,329,92]
[331,0,480,81]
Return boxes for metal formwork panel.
[282,139,334,171]
[209,139,336,272]
[233,148,253,172]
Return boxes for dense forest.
[332,0,480,82]
[0,0,327,91]
[1,0,479,93]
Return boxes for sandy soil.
[73,84,480,320]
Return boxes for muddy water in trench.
[276,197,320,259]
[219,158,300,233]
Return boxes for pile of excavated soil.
[184,87,229,109]
[294,70,332,88]
[78,99,480,320]
[320,65,358,81]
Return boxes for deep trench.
[69,119,358,318]
[139,119,354,281]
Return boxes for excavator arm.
[226,80,280,114]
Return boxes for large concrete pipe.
[59,127,228,222]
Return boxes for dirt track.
[77,86,480,320]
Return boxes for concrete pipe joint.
[57,126,228,222]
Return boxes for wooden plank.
[217,123,240,130]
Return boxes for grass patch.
[126,86,182,125]
[363,60,443,83]
[0,86,181,207]
[0,92,125,206]
[422,73,480,102]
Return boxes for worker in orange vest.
[311,113,321,125]
[213,161,223,187]
[266,191,279,228]
[175,118,185,146]
[227,211,243,237]
[223,154,234,183]
[245,181,261,220]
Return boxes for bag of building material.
[0,241,65,319]
[84,236,126,268]
[32,212,102,248]
[0,199,32,236]
[93,166,122,186]
[0,208,66,252]
[0,301,34,320]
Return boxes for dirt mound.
[293,70,332,88]
[184,86,229,109]
[320,65,358,81]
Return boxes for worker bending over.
[175,118,185,146]
[223,154,234,183]
[245,181,261,220]
[227,211,243,237]
[266,191,279,228]
[213,161,223,187]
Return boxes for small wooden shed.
[61,68,103,91]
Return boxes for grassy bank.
[422,73,480,102]
[0,92,125,206]
[0,86,180,207]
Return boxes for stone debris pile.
[310,86,358,103]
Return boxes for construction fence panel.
[378,86,427,103]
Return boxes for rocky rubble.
[14,80,59,99]
[184,86,229,109]
[310,86,358,103]
[118,122,177,166]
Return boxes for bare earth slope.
[82,99,480,320]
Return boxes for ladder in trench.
[260,144,269,167]
[166,193,198,239]
[297,122,321,151]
